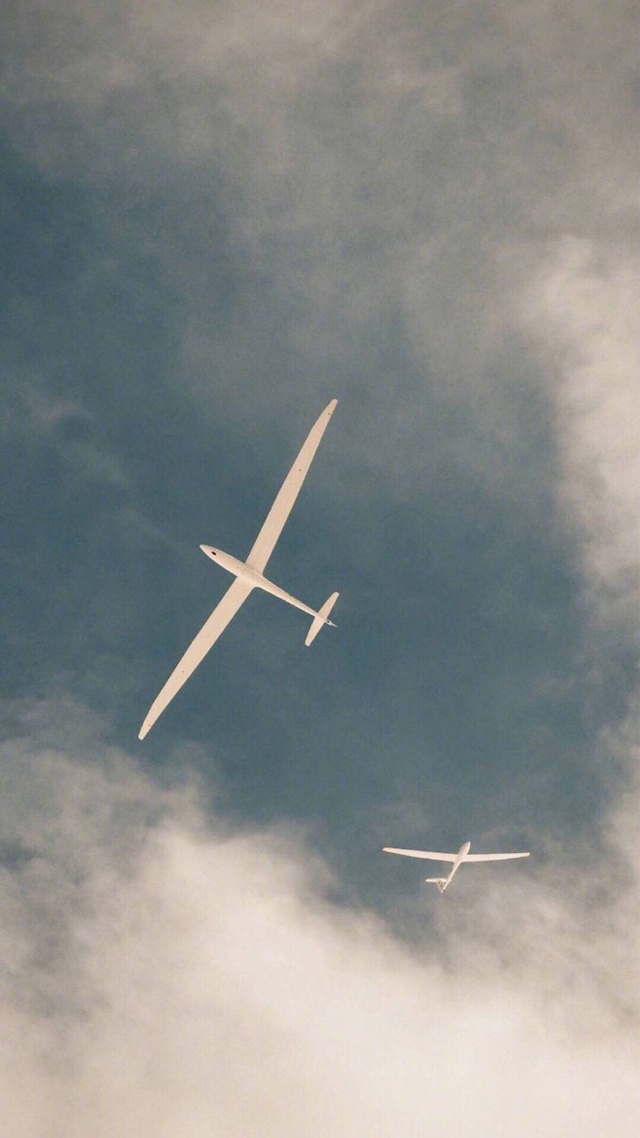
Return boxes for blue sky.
[1,3,639,1134]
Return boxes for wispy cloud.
[511,238,640,635]
[3,1,635,471]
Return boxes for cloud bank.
[1,701,638,1138]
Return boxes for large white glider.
[139,400,339,740]
[383,840,530,893]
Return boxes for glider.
[383,840,529,893]
[139,400,339,739]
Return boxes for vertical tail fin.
[305,592,339,646]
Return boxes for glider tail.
[425,878,448,894]
[305,592,339,646]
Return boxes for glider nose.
[200,544,217,558]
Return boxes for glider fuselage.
[199,545,335,625]
[440,841,472,891]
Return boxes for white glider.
[139,400,339,740]
[383,840,529,893]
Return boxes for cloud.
[2,0,635,488]
[1,700,638,1136]
[1,8,639,1127]
[500,237,640,641]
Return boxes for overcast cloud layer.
[1,2,639,1135]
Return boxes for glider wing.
[246,400,337,574]
[139,578,254,739]
[383,848,457,862]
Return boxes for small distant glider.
[139,400,339,740]
[383,840,530,893]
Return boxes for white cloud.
[1,702,638,1136]
[503,237,640,637]
[2,1,636,497]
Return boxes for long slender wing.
[139,578,254,740]
[245,399,337,574]
[464,852,530,862]
[383,847,457,862]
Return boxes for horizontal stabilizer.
[305,591,339,646]
[383,847,457,863]
[425,877,448,894]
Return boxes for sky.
[1,1,639,1134]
